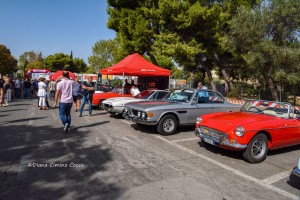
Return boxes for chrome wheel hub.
[251,139,266,159]
[163,119,175,132]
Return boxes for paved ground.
[0,99,299,200]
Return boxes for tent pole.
[122,72,124,96]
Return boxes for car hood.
[126,100,181,110]
[201,112,277,132]
[103,97,135,104]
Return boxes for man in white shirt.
[197,81,207,90]
[14,79,21,98]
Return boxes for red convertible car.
[92,86,132,109]
[195,99,300,163]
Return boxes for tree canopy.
[0,44,18,76]
[105,0,300,100]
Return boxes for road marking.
[171,137,199,143]
[17,155,30,181]
[261,170,291,185]
[154,135,299,200]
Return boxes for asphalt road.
[0,99,299,200]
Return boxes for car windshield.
[134,90,153,99]
[164,89,194,102]
[241,100,292,118]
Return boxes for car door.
[284,111,300,146]
[187,90,214,124]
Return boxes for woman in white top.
[38,77,48,110]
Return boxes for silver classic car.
[124,89,241,135]
[102,90,170,115]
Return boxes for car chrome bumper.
[126,114,157,125]
[195,128,247,150]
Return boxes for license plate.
[203,137,215,145]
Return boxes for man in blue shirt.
[79,77,94,117]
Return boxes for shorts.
[73,94,81,102]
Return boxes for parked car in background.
[102,90,170,115]
[124,89,241,135]
[293,156,300,178]
[195,99,300,163]
[92,86,132,109]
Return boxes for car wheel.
[157,114,178,136]
[243,133,268,163]
[98,101,103,110]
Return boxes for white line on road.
[261,170,291,185]
[154,135,299,200]
[171,137,199,143]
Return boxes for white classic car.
[102,90,170,115]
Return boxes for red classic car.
[92,86,132,109]
[195,99,300,163]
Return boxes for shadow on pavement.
[0,120,123,200]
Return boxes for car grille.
[131,109,139,116]
[198,126,226,143]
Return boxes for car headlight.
[235,126,245,137]
[196,117,202,124]
[137,111,141,117]
[141,112,146,119]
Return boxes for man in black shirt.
[79,77,94,117]
[23,79,32,98]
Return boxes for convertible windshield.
[241,100,292,118]
[134,90,153,99]
[164,89,194,102]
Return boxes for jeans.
[79,95,92,115]
[24,88,31,98]
[50,90,55,100]
[59,102,72,127]
[14,88,20,98]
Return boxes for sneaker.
[78,114,82,117]
[64,123,69,133]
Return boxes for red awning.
[100,53,170,77]
[49,70,76,81]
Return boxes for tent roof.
[100,53,170,77]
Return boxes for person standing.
[48,79,57,101]
[14,79,21,98]
[72,77,81,112]
[23,79,32,98]
[0,79,4,106]
[53,71,74,133]
[79,77,94,117]
[197,81,208,90]
[38,77,48,110]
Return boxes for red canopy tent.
[49,70,76,81]
[100,53,170,77]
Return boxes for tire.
[157,114,178,136]
[98,101,103,110]
[243,133,268,163]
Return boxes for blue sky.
[0,0,116,63]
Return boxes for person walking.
[79,77,94,117]
[37,77,48,110]
[53,71,74,133]
[72,77,81,112]
[48,79,57,101]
